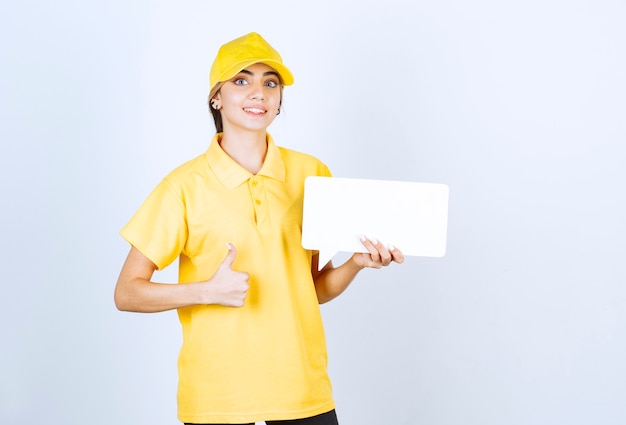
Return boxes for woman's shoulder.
[161,153,208,186]
[277,145,332,178]
[278,145,326,166]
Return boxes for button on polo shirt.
[120,133,335,423]
[208,133,285,229]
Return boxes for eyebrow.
[238,69,280,78]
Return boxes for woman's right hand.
[203,243,250,307]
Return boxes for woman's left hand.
[351,236,405,269]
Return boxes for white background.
[1,1,625,424]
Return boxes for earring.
[211,100,221,110]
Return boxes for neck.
[219,128,268,175]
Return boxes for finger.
[379,247,393,266]
[373,241,392,266]
[388,245,405,264]
[221,242,237,267]
[368,237,394,265]
[359,236,381,262]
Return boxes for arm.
[312,236,405,304]
[114,244,249,312]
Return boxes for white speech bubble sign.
[302,176,449,269]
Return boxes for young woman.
[115,32,404,425]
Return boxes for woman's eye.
[265,80,278,88]
[234,78,247,86]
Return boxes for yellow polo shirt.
[120,133,334,423]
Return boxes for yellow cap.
[209,32,294,90]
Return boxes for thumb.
[221,242,237,268]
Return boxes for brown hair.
[208,82,225,133]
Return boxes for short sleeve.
[318,162,332,178]
[120,178,188,270]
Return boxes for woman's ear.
[210,93,222,110]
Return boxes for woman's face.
[214,62,283,133]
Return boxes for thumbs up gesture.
[205,243,250,307]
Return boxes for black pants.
[184,408,339,425]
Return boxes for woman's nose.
[249,82,265,100]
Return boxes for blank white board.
[302,176,450,269]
